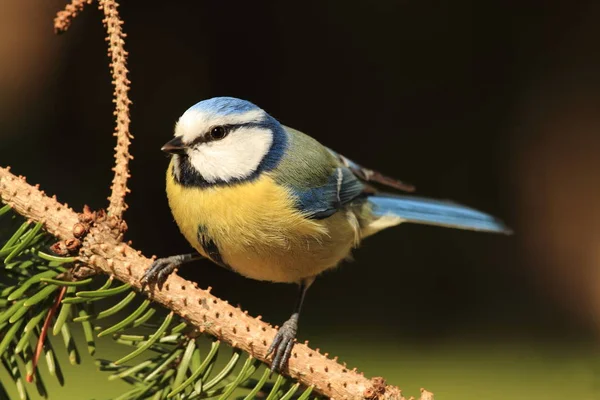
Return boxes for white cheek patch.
[176,109,266,143]
[188,127,273,183]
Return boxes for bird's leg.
[140,253,203,290]
[267,277,313,373]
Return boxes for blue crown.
[188,97,261,116]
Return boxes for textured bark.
[0,168,78,241]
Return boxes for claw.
[140,257,179,291]
[267,333,283,356]
[267,316,298,373]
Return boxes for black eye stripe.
[189,125,229,146]
[190,122,269,146]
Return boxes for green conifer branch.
[0,210,320,399]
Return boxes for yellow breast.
[165,160,359,283]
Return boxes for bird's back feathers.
[272,127,366,219]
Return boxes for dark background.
[2,1,600,398]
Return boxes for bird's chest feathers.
[166,171,326,258]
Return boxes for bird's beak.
[161,136,187,155]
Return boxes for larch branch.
[0,166,431,400]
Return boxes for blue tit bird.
[141,96,511,372]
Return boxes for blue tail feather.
[369,194,511,234]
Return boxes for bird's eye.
[209,126,227,140]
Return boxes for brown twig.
[26,286,68,383]
[54,0,93,33]
[0,166,429,400]
[98,0,133,219]
[55,0,133,219]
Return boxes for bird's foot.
[140,255,185,291]
[267,314,298,373]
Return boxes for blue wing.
[369,194,511,234]
[291,167,365,219]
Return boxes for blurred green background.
[2,0,600,399]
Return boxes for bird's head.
[164,97,287,186]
